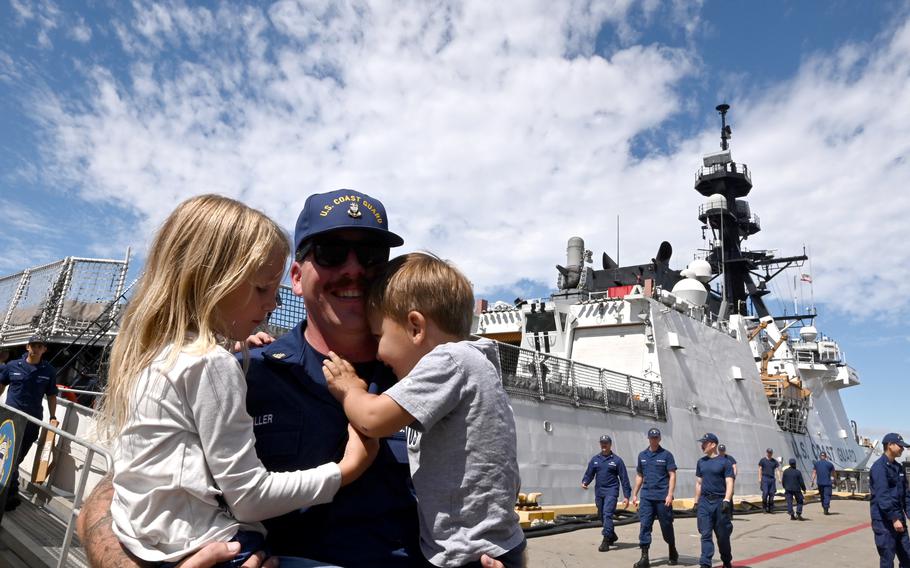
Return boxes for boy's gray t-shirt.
[384,338,524,567]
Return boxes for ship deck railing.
[494,341,666,419]
[0,398,112,568]
[0,255,130,347]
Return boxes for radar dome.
[671,277,707,307]
[799,326,818,342]
[687,259,713,283]
[704,193,727,213]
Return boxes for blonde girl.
[99,195,375,565]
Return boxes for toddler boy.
[323,252,526,568]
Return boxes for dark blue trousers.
[760,477,776,510]
[638,498,675,547]
[785,491,803,516]
[596,491,619,538]
[818,484,832,510]
[872,518,910,568]
[696,496,733,567]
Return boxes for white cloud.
[10,0,61,49]
[27,2,910,322]
[68,16,92,43]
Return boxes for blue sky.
[2,0,909,439]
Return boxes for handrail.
[58,386,105,398]
[0,400,112,568]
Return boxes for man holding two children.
[78,190,513,568]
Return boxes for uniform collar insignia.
[347,202,362,218]
[270,352,288,360]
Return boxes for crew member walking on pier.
[693,433,734,568]
[812,451,836,515]
[869,433,910,567]
[758,448,780,513]
[632,428,678,567]
[582,434,631,552]
[782,458,806,521]
[0,336,58,511]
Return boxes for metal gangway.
[0,394,110,568]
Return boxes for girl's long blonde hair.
[97,194,289,441]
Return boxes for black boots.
[633,546,650,568]
[797,513,804,520]
[823,508,830,515]
[599,537,610,552]
[790,513,796,520]
[668,545,679,565]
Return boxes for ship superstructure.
[473,105,870,504]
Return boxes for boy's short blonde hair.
[367,252,474,337]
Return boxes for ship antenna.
[716,103,731,150]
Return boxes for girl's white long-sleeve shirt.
[111,345,341,562]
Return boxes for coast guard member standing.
[0,336,58,511]
[693,433,734,568]
[631,428,678,568]
[758,448,780,513]
[782,458,806,521]
[812,451,836,515]
[869,433,910,567]
[582,434,631,552]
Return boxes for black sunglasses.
[300,240,390,268]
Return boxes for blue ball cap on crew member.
[788,458,797,466]
[27,335,46,345]
[718,444,727,451]
[698,433,719,443]
[647,428,661,438]
[600,435,612,444]
[294,189,404,254]
[883,433,910,448]
[766,448,774,453]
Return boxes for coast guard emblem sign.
[0,411,25,522]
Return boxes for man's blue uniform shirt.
[869,454,910,522]
[243,323,425,567]
[696,455,733,497]
[0,354,58,417]
[782,467,806,492]
[637,446,677,500]
[758,457,779,478]
[583,452,632,498]
[813,459,835,486]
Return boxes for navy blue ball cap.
[647,428,661,438]
[718,444,727,452]
[27,335,46,345]
[766,447,774,453]
[788,458,797,466]
[883,433,910,448]
[698,432,718,443]
[600,435,612,444]
[294,189,404,254]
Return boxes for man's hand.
[480,554,505,567]
[721,500,733,516]
[581,484,588,490]
[322,351,369,402]
[621,498,629,509]
[895,519,906,533]
[664,493,674,508]
[632,495,639,507]
[233,331,275,352]
[176,544,278,568]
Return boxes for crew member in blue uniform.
[870,433,910,568]
[812,451,836,515]
[582,434,631,552]
[758,448,780,513]
[782,458,806,521]
[0,336,58,511]
[632,427,678,568]
[77,192,508,568]
[693,433,734,568]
